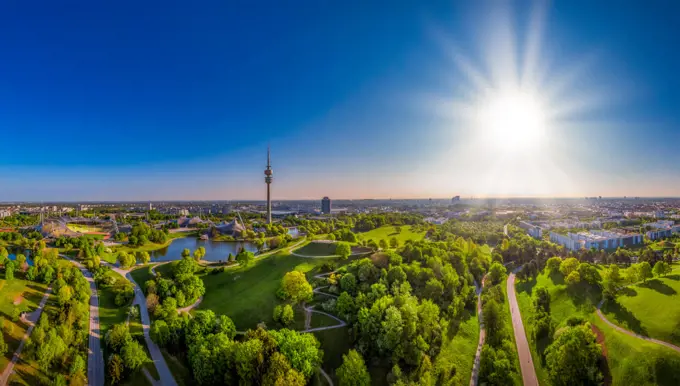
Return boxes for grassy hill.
[514,270,680,385]
[602,264,680,346]
[357,225,425,245]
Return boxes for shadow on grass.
[515,277,536,295]
[618,287,638,297]
[665,274,680,281]
[654,356,680,386]
[602,300,647,336]
[447,308,475,339]
[549,271,565,285]
[567,282,601,313]
[639,279,677,295]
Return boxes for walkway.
[469,274,488,386]
[63,256,106,386]
[0,286,52,386]
[507,273,539,386]
[596,299,680,354]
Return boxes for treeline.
[318,238,491,384]
[430,220,506,246]
[143,256,205,312]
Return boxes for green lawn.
[131,265,156,290]
[357,225,425,245]
[293,242,338,256]
[515,271,680,386]
[98,269,134,333]
[602,266,680,346]
[0,278,49,377]
[435,312,480,386]
[197,250,334,329]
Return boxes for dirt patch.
[13,296,23,305]
[370,252,389,268]
[591,323,612,386]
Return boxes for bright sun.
[478,89,547,150]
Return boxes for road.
[469,275,488,386]
[596,299,680,354]
[63,257,106,386]
[507,273,539,386]
[0,286,52,386]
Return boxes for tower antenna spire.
[264,145,273,224]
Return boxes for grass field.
[515,270,680,385]
[435,313,480,386]
[66,223,106,233]
[293,242,338,256]
[602,265,680,346]
[196,250,334,328]
[130,265,156,290]
[357,225,425,245]
[313,327,352,384]
[0,279,49,377]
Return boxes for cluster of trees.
[352,213,422,232]
[127,223,169,246]
[149,308,323,386]
[430,220,506,246]
[143,255,205,313]
[3,248,92,385]
[544,322,603,385]
[318,238,489,384]
[117,250,151,268]
[0,230,42,248]
[479,265,520,385]
[105,324,150,384]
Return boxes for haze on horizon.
[1,1,679,202]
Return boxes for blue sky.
[1,1,679,201]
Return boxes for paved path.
[63,256,106,386]
[120,268,177,386]
[178,296,203,314]
[0,286,52,386]
[596,299,680,354]
[507,273,539,386]
[469,275,488,386]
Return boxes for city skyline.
[1,1,680,201]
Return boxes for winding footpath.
[107,263,178,386]
[0,286,52,386]
[62,256,106,386]
[596,299,680,354]
[507,273,539,386]
[469,275,487,386]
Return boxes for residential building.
[550,230,643,251]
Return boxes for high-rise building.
[321,197,332,214]
[264,146,273,224]
[452,196,460,203]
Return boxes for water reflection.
[149,237,258,263]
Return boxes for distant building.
[0,209,11,218]
[149,202,153,211]
[321,197,332,214]
[452,196,461,203]
[550,230,642,251]
[519,221,543,239]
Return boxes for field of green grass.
[357,225,425,245]
[602,264,680,346]
[515,270,680,385]
[196,250,334,328]
[0,279,49,377]
[66,223,106,233]
[435,313,479,386]
[293,242,338,256]
[98,269,134,333]
[130,265,156,289]
[313,327,351,384]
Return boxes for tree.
[281,304,295,326]
[121,340,148,371]
[150,320,170,346]
[280,271,313,304]
[545,324,603,386]
[106,323,132,353]
[262,352,306,386]
[545,257,562,274]
[487,262,507,285]
[4,261,13,280]
[389,237,399,249]
[638,261,653,283]
[559,257,580,276]
[565,271,581,286]
[236,250,254,267]
[270,329,323,378]
[379,239,388,250]
[340,273,357,294]
[181,248,191,259]
[108,354,124,385]
[336,242,352,260]
[336,349,371,386]
[137,251,151,265]
[533,286,550,313]
[653,261,666,277]
[193,247,206,262]
[0,333,7,357]
[482,300,504,346]
[70,355,85,375]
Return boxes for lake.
[149,237,258,263]
[8,248,34,266]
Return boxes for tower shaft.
[264,146,273,224]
